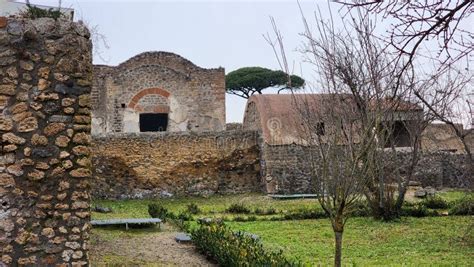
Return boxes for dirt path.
[90,227,216,266]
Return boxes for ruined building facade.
[90,52,260,198]
[91,52,225,135]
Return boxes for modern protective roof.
[243,94,422,145]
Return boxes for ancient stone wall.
[261,144,471,194]
[260,144,314,194]
[421,123,471,154]
[91,130,261,199]
[1,17,92,265]
[91,52,226,135]
[407,152,471,188]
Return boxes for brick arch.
[128,88,171,112]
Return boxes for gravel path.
[90,228,216,266]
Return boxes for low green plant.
[422,195,450,209]
[191,221,297,266]
[177,211,193,221]
[233,215,257,222]
[171,212,192,232]
[147,203,169,221]
[401,203,438,217]
[349,201,371,217]
[450,194,474,215]
[283,209,326,220]
[226,203,251,214]
[186,203,201,215]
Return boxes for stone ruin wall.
[261,144,472,194]
[1,17,92,265]
[91,130,261,199]
[91,52,226,135]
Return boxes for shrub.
[187,203,201,215]
[283,209,326,220]
[148,203,170,221]
[171,212,192,232]
[422,195,450,209]
[450,194,474,215]
[233,216,246,222]
[177,212,193,221]
[226,203,251,214]
[349,201,371,217]
[191,221,296,266]
[233,215,257,222]
[401,203,438,217]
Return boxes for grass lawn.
[437,189,471,202]
[228,217,473,266]
[92,193,320,220]
[91,192,473,266]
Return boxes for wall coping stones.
[92,129,260,141]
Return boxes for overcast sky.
[25,0,473,124]
[20,0,334,122]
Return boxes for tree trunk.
[333,215,344,267]
[334,230,343,267]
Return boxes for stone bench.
[90,218,162,230]
[175,233,192,243]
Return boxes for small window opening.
[121,103,126,108]
[139,113,168,132]
[316,122,325,136]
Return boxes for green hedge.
[191,220,297,266]
[421,195,450,209]
[450,194,474,215]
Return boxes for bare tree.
[292,93,375,267]
[270,6,430,266]
[413,70,473,187]
[337,0,474,188]
[265,2,471,265]
[337,0,474,73]
[299,3,434,216]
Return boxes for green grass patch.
[227,216,474,266]
[437,190,470,203]
[92,193,321,220]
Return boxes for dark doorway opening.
[139,113,168,132]
[383,121,411,148]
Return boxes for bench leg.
[126,223,128,230]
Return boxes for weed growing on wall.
[20,4,63,20]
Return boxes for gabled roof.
[243,94,422,145]
[243,94,330,145]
